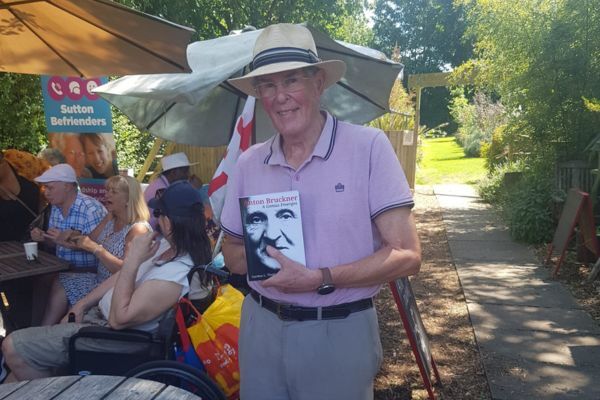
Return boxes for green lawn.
[416,137,486,185]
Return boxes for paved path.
[433,184,600,400]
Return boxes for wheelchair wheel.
[126,360,227,400]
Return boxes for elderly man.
[220,24,421,400]
[31,164,106,270]
[144,152,194,230]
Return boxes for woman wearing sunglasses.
[41,175,150,325]
[2,181,212,382]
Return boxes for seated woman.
[2,181,211,381]
[41,175,150,325]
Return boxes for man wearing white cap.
[144,152,194,230]
[220,24,421,399]
[31,164,106,270]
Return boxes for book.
[239,190,306,281]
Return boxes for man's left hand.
[261,246,321,293]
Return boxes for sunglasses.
[155,188,166,199]
[153,208,163,218]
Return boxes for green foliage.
[478,157,555,244]
[502,165,555,244]
[477,159,524,203]
[115,0,367,40]
[111,109,153,178]
[0,73,47,153]
[450,89,507,157]
[372,0,472,73]
[583,97,600,113]
[370,80,414,131]
[459,0,600,161]
[371,0,473,131]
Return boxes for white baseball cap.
[161,152,196,172]
[35,163,77,183]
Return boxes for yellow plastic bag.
[185,284,243,399]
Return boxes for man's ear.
[314,69,326,94]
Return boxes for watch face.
[317,284,335,295]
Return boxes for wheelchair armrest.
[68,326,167,376]
[70,326,155,344]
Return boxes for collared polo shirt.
[49,191,106,269]
[221,112,413,307]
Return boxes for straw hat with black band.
[228,23,347,96]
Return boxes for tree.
[372,0,472,73]
[0,73,47,153]
[371,0,473,131]
[115,0,367,40]
[457,0,600,160]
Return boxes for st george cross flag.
[208,96,255,222]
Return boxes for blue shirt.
[49,191,107,269]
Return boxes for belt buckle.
[275,303,289,320]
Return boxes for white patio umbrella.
[94,25,403,147]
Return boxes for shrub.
[450,89,508,158]
[502,163,555,244]
[477,159,524,203]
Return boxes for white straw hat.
[161,152,196,172]
[228,24,346,96]
[34,163,77,183]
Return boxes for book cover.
[239,190,306,281]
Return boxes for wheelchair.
[67,262,245,400]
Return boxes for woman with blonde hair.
[41,175,151,325]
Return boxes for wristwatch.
[317,268,335,295]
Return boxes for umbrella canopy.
[94,25,403,147]
[0,0,194,76]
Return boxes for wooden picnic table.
[0,375,201,399]
[0,241,70,332]
[0,241,69,282]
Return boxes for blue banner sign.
[41,76,113,133]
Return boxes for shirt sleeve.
[369,131,414,219]
[143,259,191,298]
[81,199,107,234]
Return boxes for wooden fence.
[385,130,418,188]
[171,144,227,184]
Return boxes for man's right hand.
[30,227,45,242]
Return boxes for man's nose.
[272,83,290,101]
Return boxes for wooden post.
[414,87,422,142]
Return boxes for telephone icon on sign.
[51,81,63,96]
[47,76,66,100]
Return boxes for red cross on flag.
[208,96,255,222]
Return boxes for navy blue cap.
[148,181,203,218]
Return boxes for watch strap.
[320,267,333,285]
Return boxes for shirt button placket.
[291,172,300,190]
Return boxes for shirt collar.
[264,111,338,166]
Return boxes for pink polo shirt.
[221,112,414,307]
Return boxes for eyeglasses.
[253,76,313,99]
[153,208,163,218]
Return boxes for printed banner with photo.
[41,76,118,204]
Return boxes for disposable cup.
[24,242,38,261]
